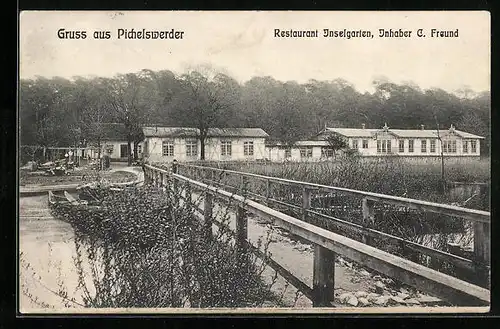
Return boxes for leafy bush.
[49,185,280,308]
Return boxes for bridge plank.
[246,200,490,306]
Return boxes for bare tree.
[102,74,149,165]
[325,133,348,157]
[172,68,236,160]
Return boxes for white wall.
[266,145,334,162]
[144,136,267,162]
[87,140,139,160]
[344,135,481,157]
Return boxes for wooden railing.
[174,163,490,275]
[143,163,490,307]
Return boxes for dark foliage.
[48,186,279,308]
[19,71,490,162]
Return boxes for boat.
[48,190,104,224]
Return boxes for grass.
[195,156,490,209]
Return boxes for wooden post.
[185,182,192,205]
[236,205,248,255]
[302,187,311,222]
[266,179,271,206]
[160,173,164,187]
[473,221,490,286]
[241,175,246,197]
[313,244,335,307]
[362,198,375,245]
[171,162,178,193]
[172,161,178,174]
[204,193,213,241]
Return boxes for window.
[362,139,368,149]
[463,141,468,153]
[221,141,232,156]
[284,148,292,158]
[421,140,427,153]
[244,141,254,156]
[442,140,457,153]
[300,147,313,158]
[398,140,405,153]
[321,147,334,158]
[137,144,142,154]
[430,140,436,153]
[352,139,359,149]
[186,139,198,157]
[471,140,477,153]
[377,140,391,154]
[408,140,414,153]
[162,140,174,157]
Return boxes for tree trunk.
[97,140,101,158]
[200,135,206,161]
[97,138,102,170]
[127,136,133,166]
[133,142,139,161]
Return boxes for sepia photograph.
[18,11,490,313]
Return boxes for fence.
[143,163,490,307]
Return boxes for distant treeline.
[19,68,491,155]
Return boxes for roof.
[321,128,374,138]
[321,127,484,139]
[267,140,330,147]
[99,123,128,141]
[142,126,269,138]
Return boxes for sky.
[20,11,490,94]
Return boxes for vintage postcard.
[18,11,490,314]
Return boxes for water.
[19,195,85,312]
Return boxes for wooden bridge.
[143,163,490,308]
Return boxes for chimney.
[362,123,366,129]
[421,124,425,130]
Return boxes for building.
[314,124,484,157]
[86,123,140,161]
[141,127,269,162]
[266,140,335,162]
